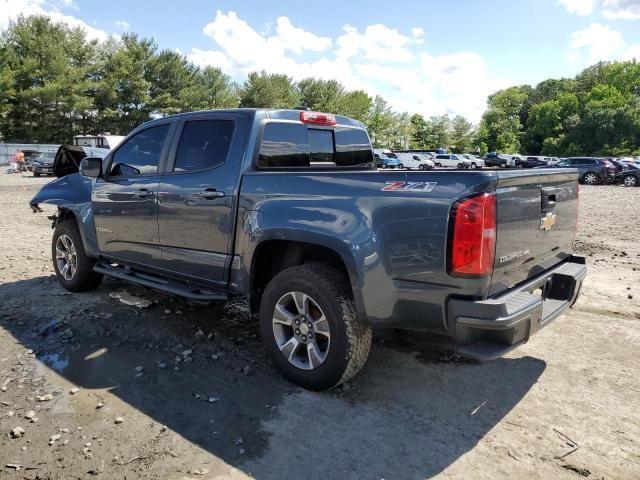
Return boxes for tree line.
[1,15,638,157]
[478,61,640,157]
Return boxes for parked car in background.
[616,162,640,187]
[605,158,627,176]
[462,154,484,168]
[484,152,512,167]
[394,152,435,170]
[433,153,469,168]
[552,157,614,185]
[22,150,42,171]
[373,149,400,169]
[517,156,549,168]
[31,151,57,176]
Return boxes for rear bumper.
[448,256,587,361]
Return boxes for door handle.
[133,189,155,199]
[198,189,224,199]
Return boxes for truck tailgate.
[489,169,579,296]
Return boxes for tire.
[622,175,638,187]
[435,162,442,168]
[582,172,598,185]
[470,162,477,169]
[52,219,103,292]
[517,163,524,169]
[382,164,388,169]
[259,264,372,391]
[33,172,40,177]
[398,164,404,169]
[418,164,425,170]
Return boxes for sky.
[2,0,640,122]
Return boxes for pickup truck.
[30,108,587,390]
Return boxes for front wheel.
[52,219,103,292]
[418,164,425,170]
[435,162,442,168]
[470,162,477,169]
[582,172,598,185]
[259,264,372,390]
[397,164,404,169]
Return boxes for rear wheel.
[583,172,598,185]
[622,175,638,187]
[52,219,103,292]
[398,163,404,169]
[470,162,477,169]
[259,264,372,390]
[435,162,442,168]
[418,164,425,170]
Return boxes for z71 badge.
[382,181,438,192]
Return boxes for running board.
[94,262,228,302]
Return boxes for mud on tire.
[259,263,372,390]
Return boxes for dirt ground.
[0,171,638,480]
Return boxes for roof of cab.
[138,108,365,129]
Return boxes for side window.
[335,127,372,167]
[258,123,309,168]
[308,129,334,163]
[436,154,447,160]
[174,120,234,172]
[109,124,169,176]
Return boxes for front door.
[156,113,249,284]
[93,123,172,266]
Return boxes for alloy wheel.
[623,175,637,187]
[55,234,77,281]
[272,291,331,370]
[584,173,598,185]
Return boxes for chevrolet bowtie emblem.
[540,212,557,231]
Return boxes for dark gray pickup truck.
[31,109,586,390]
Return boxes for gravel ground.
[0,172,639,479]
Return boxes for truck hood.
[29,173,92,212]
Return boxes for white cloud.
[335,23,415,62]
[0,0,110,41]
[569,23,626,63]
[558,0,597,15]
[567,22,640,65]
[114,20,130,30]
[188,10,505,121]
[275,16,331,54]
[559,0,640,18]
[411,27,425,44]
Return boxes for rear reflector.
[300,111,336,126]
[450,193,496,277]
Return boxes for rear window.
[258,122,372,169]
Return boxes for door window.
[174,120,234,172]
[109,124,169,176]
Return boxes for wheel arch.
[248,235,363,318]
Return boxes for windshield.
[385,153,398,159]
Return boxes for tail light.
[450,193,496,277]
[300,111,336,126]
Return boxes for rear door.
[489,170,579,296]
[93,122,174,265]
[155,113,250,284]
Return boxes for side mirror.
[79,157,102,178]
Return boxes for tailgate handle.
[541,188,556,211]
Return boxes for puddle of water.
[39,352,70,372]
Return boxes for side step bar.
[94,262,228,302]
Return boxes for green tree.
[334,90,371,124]
[239,71,299,108]
[366,95,394,147]
[297,78,343,112]
[450,115,475,153]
